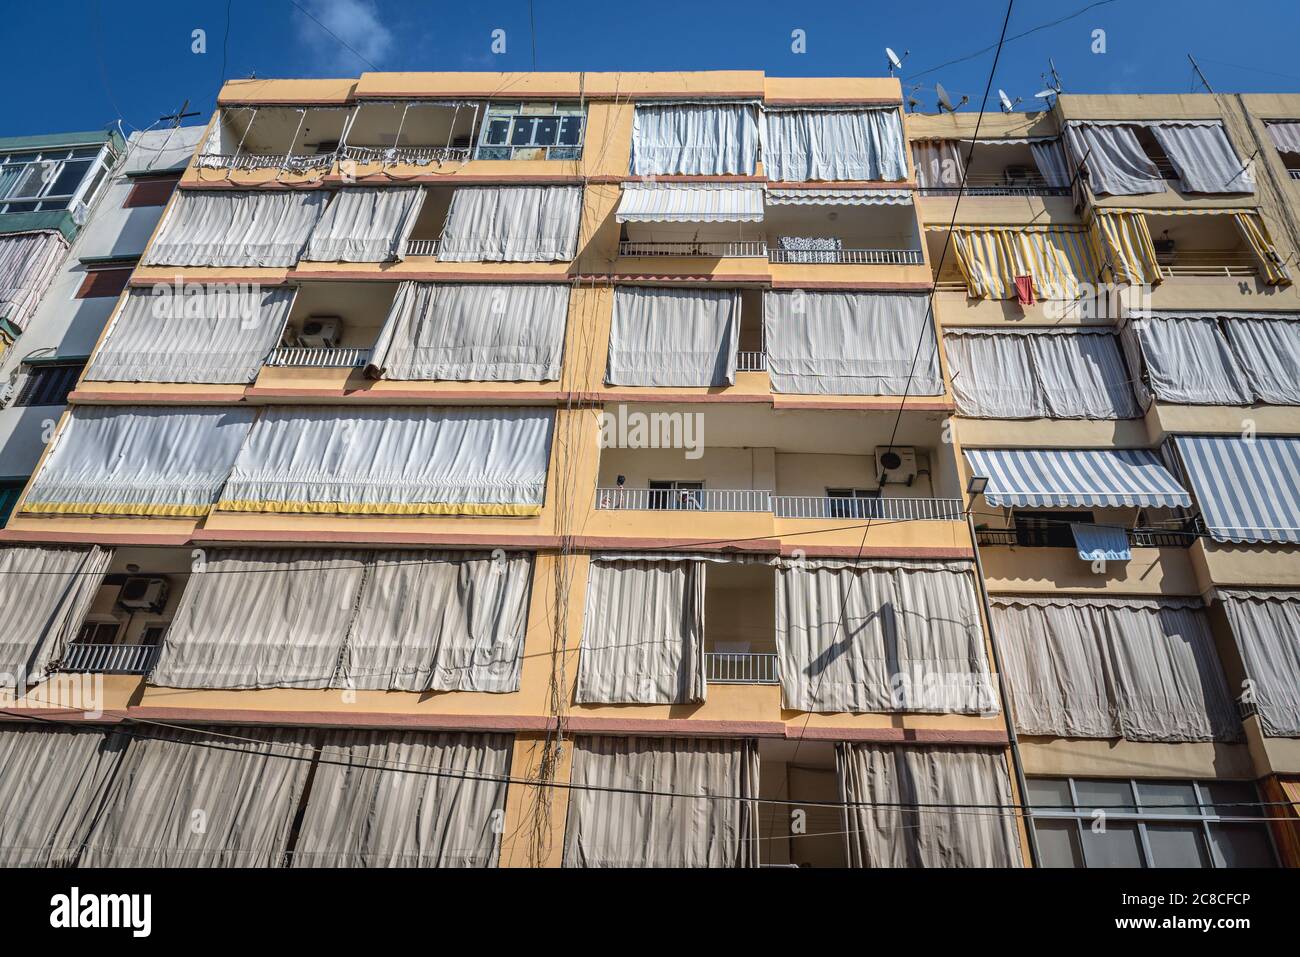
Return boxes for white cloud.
[295,0,394,71]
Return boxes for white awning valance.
[616,183,765,223]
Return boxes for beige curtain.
[1092,212,1162,286]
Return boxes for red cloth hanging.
[1014,274,1036,306]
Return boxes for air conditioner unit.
[298,317,342,349]
[117,576,169,613]
[875,446,918,486]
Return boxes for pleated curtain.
[367,281,569,381]
[292,730,512,867]
[763,289,941,395]
[1149,123,1254,194]
[142,190,328,267]
[948,227,1100,300]
[1222,319,1300,405]
[630,103,760,176]
[837,743,1022,868]
[0,230,68,333]
[563,736,759,867]
[1265,121,1300,155]
[606,286,741,387]
[1219,590,1300,737]
[945,331,1046,418]
[85,286,294,384]
[0,545,113,683]
[912,140,965,188]
[437,186,582,262]
[303,186,426,262]
[78,726,316,868]
[1029,139,1072,188]
[774,559,994,715]
[1124,315,1254,405]
[1063,124,1165,195]
[576,556,706,705]
[762,108,908,182]
[1233,212,1292,285]
[991,596,1241,742]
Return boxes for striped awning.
[1174,435,1300,544]
[765,187,912,206]
[616,184,765,223]
[965,448,1191,508]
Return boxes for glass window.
[14,363,83,407]
[1200,781,1261,817]
[1208,824,1275,867]
[1146,823,1210,867]
[1035,819,1085,867]
[1074,779,1136,814]
[476,103,585,159]
[1136,781,1199,815]
[483,117,512,146]
[47,158,93,198]
[1081,821,1144,867]
[558,115,584,146]
[1027,777,1074,809]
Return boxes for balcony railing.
[1288,169,1300,181]
[404,238,440,257]
[768,247,925,265]
[737,351,767,372]
[265,346,373,368]
[772,496,964,521]
[918,173,1069,197]
[705,652,780,685]
[618,240,768,258]
[974,527,1197,548]
[194,152,335,173]
[1156,251,1259,278]
[595,487,772,512]
[56,643,160,675]
[338,144,471,166]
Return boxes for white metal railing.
[772,496,964,521]
[266,346,372,368]
[338,144,471,165]
[404,238,440,257]
[768,247,925,265]
[618,240,768,258]
[1155,251,1259,278]
[918,172,1069,197]
[57,643,160,675]
[1289,169,1300,181]
[737,351,768,372]
[195,152,335,172]
[595,487,772,512]
[705,652,780,685]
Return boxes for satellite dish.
[936,83,955,112]
[1035,89,1058,100]
[998,89,1014,113]
[886,47,907,74]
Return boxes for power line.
[283,0,381,71]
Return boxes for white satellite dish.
[936,83,954,112]
[1035,89,1058,100]
[998,89,1014,113]
[886,47,907,75]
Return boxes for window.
[1028,776,1276,868]
[0,481,23,526]
[648,480,703,510]
[1013,510,1095,548]
[141,624,168,646]
[75,266,133,300]
[13,361,83,407]
[475,102,585,160]
[0,144,114,214]
[123,174,181,208]
[75,620,122,645]
[826,487,882,519]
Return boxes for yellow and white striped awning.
[938,225,1100,300]
[616,183,765,223]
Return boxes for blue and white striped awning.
[616,183,765,223]
[965,448,1191,508]
[1174,434,1300,544]
[1071,523,1132,561]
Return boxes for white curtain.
[1126,316,1254,405]
[79,726,315,867]
[1026,330,1140,419]
[762,108,908,182]
[0,545,113,683]
[1029,139,1071,188]
[438,186,582,262]
[945,331,1045,418]
[630,103,759,176]
[1063,124,1165,196]
[303,186,426,262]
[219,406,554,515]
[1149,123,1254,194]
[368,282,569,381]
[576,557,706,705]
[85,286,293,383]
[1219,590,1300,737]
[606,286,741,387]
[1222,319,1300,405]
[564,736,759,867]
[838,744,1022,868]
[0,728,120,867]
[764,290,941,395]
[25,406,256,517]
[992,596,1241,742]
[142,190,328,267]
[293,730,512,867]
[775,559,994,715]
[1266,121,1300,154]
[0,230,68,333]
[912,141,965,188]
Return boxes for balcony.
[403,238,440,257]
[596,487,772,512]
[773,495,963,521]
[704,652,779,684]
[1155,250,1259,279]
[918,173,1069,198]
[737,351,767,372]
[255,280,395,379]
[56,642,160,676]
[617,240,768,258]
[974,527,1198,548]
[338,145,470,167]
[768,246,924,265]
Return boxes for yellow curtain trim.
[214,500,543,516]
[20,502,210,517]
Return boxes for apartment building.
[0,72,1294,869]
[0,127,203,525]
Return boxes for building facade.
[0,72,1295,868]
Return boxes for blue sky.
[4,0,1300,138]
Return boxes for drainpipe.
[967,510,1042,868]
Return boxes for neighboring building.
[0,127,200,522]
[0,73,1295,868]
